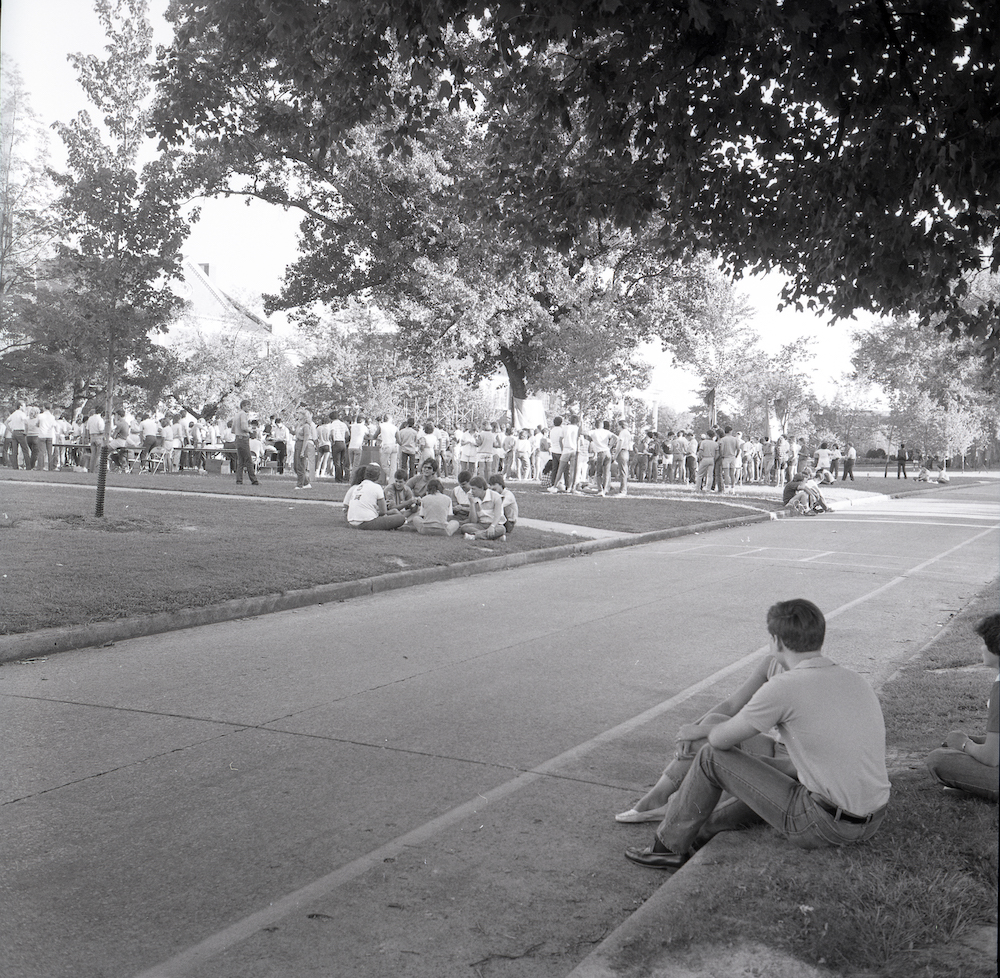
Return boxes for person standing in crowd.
[549,413,580,493]
[325,411,345,481]
[5,402,29,469]
[396,417,419,478]
[348,415,368,474]
[87,408,106,473]
[293,407,317,490]
[314,414,332,477]
[36,402,56,471]
[719,425,740,492]
[697,429,718,491]
[612,420,634,496]
[547,416,564,487]
[378,414,399,476]
[842,442,856,481]
[588,420,613,495]
[897,442,908,478]
[24,405,41,470]
[233,398,260,486]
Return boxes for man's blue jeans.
[655,744,885,854]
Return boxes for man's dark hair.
[975,613,1000,657]
[766,599,826,652]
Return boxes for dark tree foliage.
[153,0,999,353]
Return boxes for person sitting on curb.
[624,598,890,869]
[343,463,406,530]
[616,651,794,823]
[924,613,999,803]
[459,475,508,540]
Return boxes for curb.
[0,511,772,665]
[566,834,773,978]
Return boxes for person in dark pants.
[233,398,259,486]
[842,443,856,481]
[897,442,908,478]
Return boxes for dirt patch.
[3,514,170,534]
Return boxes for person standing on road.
[233,399,260,486]
[625,598,890,869]
[924,613,999,802]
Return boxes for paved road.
[3,482,997,978]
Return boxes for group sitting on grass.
[616,600,997,874]
[342,463,517,540]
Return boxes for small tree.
[52,0,190,514]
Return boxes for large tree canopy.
[154,0,999,352]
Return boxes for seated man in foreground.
[626,598,890,869]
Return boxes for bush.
[866,448,887,459]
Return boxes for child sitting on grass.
[408,478,461,536]
[460,475,508,540]
[924,613,999,802]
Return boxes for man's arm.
[707,714,763,751]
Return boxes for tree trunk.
[498,345,529,401]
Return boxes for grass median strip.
[0,475,769,634]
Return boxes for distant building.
[164,260,275,351]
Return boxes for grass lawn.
[0,472,769,634]
[663,581,999,977]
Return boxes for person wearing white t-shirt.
[5,403,29,469]
[549,414,580,492]
[87,410,106,473]
[459,475,507,540]
[348,416,368,476]
[588,421,612,494]
[378,415,399,476]
[343,464,406,529]
[612,421,634,496]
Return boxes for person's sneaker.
[546,486,559,493]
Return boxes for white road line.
[800,550,835,562]
[130,521,1000,978]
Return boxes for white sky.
[2,0,874,409]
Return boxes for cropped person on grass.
[343,463,406,530]
[616,653,794,824]
[625,599,890,869]
[924,613,999,803]
[460,475,508,540]
[409,478,461,536]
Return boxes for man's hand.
[943,729,970,750]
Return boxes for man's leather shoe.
[624,839,688,869]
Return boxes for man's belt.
[811,795,878,825]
